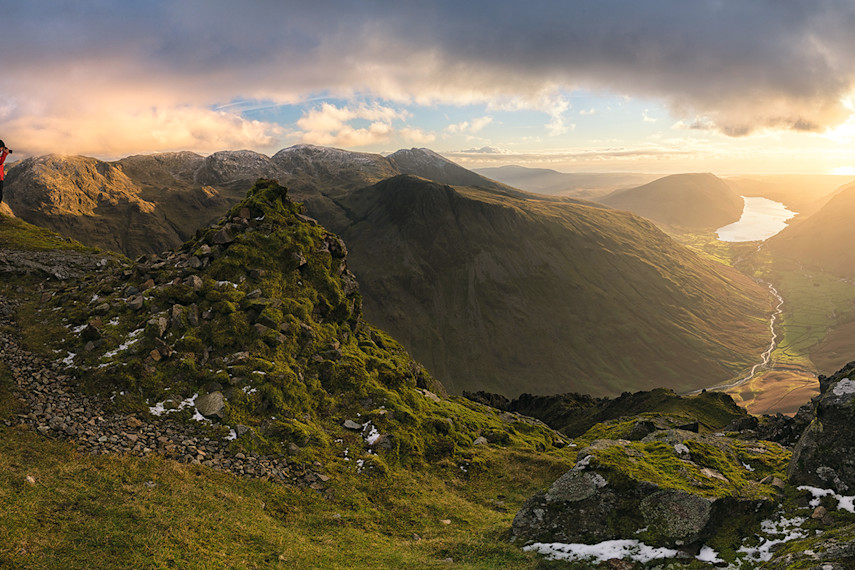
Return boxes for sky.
[3,1,855,174]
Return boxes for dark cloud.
[3,0,855,154]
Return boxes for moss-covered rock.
[512,426,789,551]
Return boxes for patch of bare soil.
[726,368,818,416]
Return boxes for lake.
[716,196,796,242]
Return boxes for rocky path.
[0,294,331,492]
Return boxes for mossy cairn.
[43,179,569,468]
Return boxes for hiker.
[0,140,10,205]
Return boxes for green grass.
[0,424,572,569]
[0,213,89,251]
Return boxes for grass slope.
[0,362,572,569]
[766,181,855,279]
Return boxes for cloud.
[0,97,284,158]
[295,102,420,148]
[447,116,493,134]
[5,1,855,157]
[455,146,513,155]
[399,127,436,144]
[444,146,695,166]
[672,118,717,131]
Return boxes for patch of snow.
[108,317,120,326]
[697,545,724,564]
[71,324,87,333]
[225,429,237,441]
[742,461,755,472]
[149,393,198,417]
[523,540,681,564]
[62,352,77,365]
[832,378,855,396]
[839,496,855,513]
[362,422,381,445]
[737,515,807,563]
[217,280,239,289]
[798,485,855,513]
[101,328,143,358]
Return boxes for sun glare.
[831,166,855,175]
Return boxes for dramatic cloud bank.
[3,1,855,160]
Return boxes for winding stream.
[691,282,785,394]
[734,282,783,387]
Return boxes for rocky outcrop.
[788,361,855,492]
[512,430,787,551]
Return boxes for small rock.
[195,391,226,419]
[473,436,488,445]
[185,275,204,291]
[343,420,363,430]
[700,467,729,482]
[211,226,234,245]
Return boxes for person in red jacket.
[0,140,10,205]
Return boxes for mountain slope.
[600,173,744,230]
[766,181,855,278]
[335,174,770,396]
